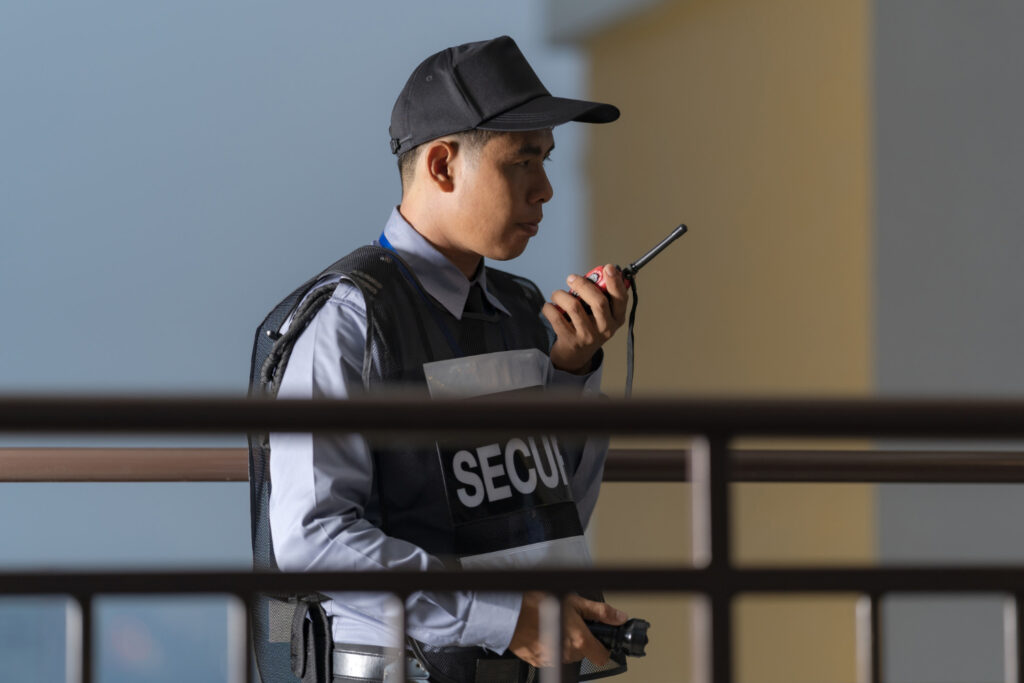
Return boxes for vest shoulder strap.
[249,245,389,399]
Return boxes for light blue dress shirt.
[269,208,608,653]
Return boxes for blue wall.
[1,0,588,394]
[0,3,591,680]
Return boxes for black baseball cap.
[389,36,620,155]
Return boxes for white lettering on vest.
[453,450,485,508]
[478,442,512,502]
[505,438,537,495]
[551,437,570,486]
[452,437,569,508]
[534,436,561,489]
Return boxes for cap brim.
[476,95,619,131]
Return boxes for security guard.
[265,36,630,683]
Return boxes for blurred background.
[3,0,1024,680]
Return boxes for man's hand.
[508,591,629,668]
[542,264,629,374]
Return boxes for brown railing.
[5,396,1024,683]
[7,445,1024,482]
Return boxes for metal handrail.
[7,566,1024,597]
[4,395,1024,437]
[6,446,1024,482]
[7,395,1024,683]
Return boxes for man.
[265,36,630,683]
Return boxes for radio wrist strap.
[625,279,638,398]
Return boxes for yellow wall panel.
[582,0,873,680]
[585,0,871,397]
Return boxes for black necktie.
[463,283,496,319]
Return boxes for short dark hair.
[397,129,502,192]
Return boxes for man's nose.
[530,167,553,204]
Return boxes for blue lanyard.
[377,233,464,357]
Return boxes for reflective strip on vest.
[424,349,589,569]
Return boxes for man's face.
[450,129,555,263]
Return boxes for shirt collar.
[380,207,510,319]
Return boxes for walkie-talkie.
[574,224,688,396]
[582,224,687,294]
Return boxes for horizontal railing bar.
[732,449,1024,483]
[0,448,245,482]
[7,567,1024,595]
[5,396,1024,437]
[6,446,1024,483]
[606,448,1024,483]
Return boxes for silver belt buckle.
[331,646,429,682]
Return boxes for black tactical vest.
[248,245,621,683]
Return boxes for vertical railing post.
[65,597,82,683]
[690,434,733,683]
[690,436,711,683]
[1002,593,1023,683]
[708,434,733,683]
[227,594,250,683]
[856,593,882,683]
[539,593,565,683]
[388,593,408,683]
[691,595,712,683]
[80,594,93,683]
[66,594,92,683]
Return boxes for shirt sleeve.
[268,280,521,653]
[547,348,608,528]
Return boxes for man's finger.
[550,289,594,340]
[601,264,630,323]
[570,596,629,625]
[541,302,573,337]
[573,282,610,335]
[568,275,615,334]
[567,274,614,323]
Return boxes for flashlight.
[587,618,651,659]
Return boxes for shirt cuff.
[462,591,523,654]
[549,349,603,395]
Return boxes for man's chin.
[489,241,530,262]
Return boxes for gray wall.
[875,1,1024,681]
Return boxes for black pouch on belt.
[291,596,332,683]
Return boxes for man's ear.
[423,140,458,193]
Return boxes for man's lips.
[518,220,541,235]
